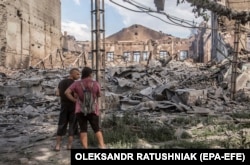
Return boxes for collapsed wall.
[218,0,250,52]
[0,0,61,69]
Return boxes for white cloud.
[62,21,90,41]
[73,0,80,5]
[62,0,205,40]
[106,0,204,38]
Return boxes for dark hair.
[81,67,92,78]
[69,68,79,75]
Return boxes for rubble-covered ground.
[1,59,250,165]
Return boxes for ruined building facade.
[195,0,250,63]
[0,0,61,68]
[218,0,250,51]
[104,24,193,67]
[72,24,194,68]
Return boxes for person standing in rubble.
[55,68,80,151]
[65,66,106,149]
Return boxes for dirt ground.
[0,124,84,165]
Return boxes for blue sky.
[61,0,205,41]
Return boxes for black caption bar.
[71,149,250,164]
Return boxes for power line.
[129,0,197,24]
[109,0,217,30]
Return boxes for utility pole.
[211,11,218,61]
[91,0,106,115]
[230,20,240,100]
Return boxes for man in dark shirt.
[55,68,80,151]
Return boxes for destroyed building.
[66,4,250,68]
[65,24,194,68]
[1,1,250,164]
[218,0,250,50]
[0,0,249,70]
[104,24,193,67]
[0,0,61,69]
[194,0,250,63]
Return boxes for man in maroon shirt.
[65,67,106,149]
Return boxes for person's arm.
[96,82,101,98]
[73,92,78,99]
[65,88,77,103]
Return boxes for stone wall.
[0,0,61,69]
[61,31,82,53]
[0,3,7,67]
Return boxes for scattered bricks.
[0,85,42,97]
[175,88,208,106]
[20,78,43,87]
[236,72,250,91]
[150,75,163,84]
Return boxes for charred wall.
[0,0,61,69]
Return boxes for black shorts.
[57,102,78,136]
[76,113,101,133]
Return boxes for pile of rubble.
[0,59,250,164]
[105,59,250,115]
[0,59,250,130]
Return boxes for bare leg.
[95,131,106,149]
[55,136,62,151]
[80,132,88,149]
[67,136,73,149]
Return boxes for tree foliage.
[177,0,250,24]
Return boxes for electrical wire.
[109,0,191,27]
[109,0,217,31]
[109,0,250,66]
[130,0,196,24]
[128,0,217,30]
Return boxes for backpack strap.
[80,81,86,91]
[90,81,94,90]
[80,81,94,91]
[89,81,96,104]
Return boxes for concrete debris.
[175,88,208,106]
[1,59,250,163]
